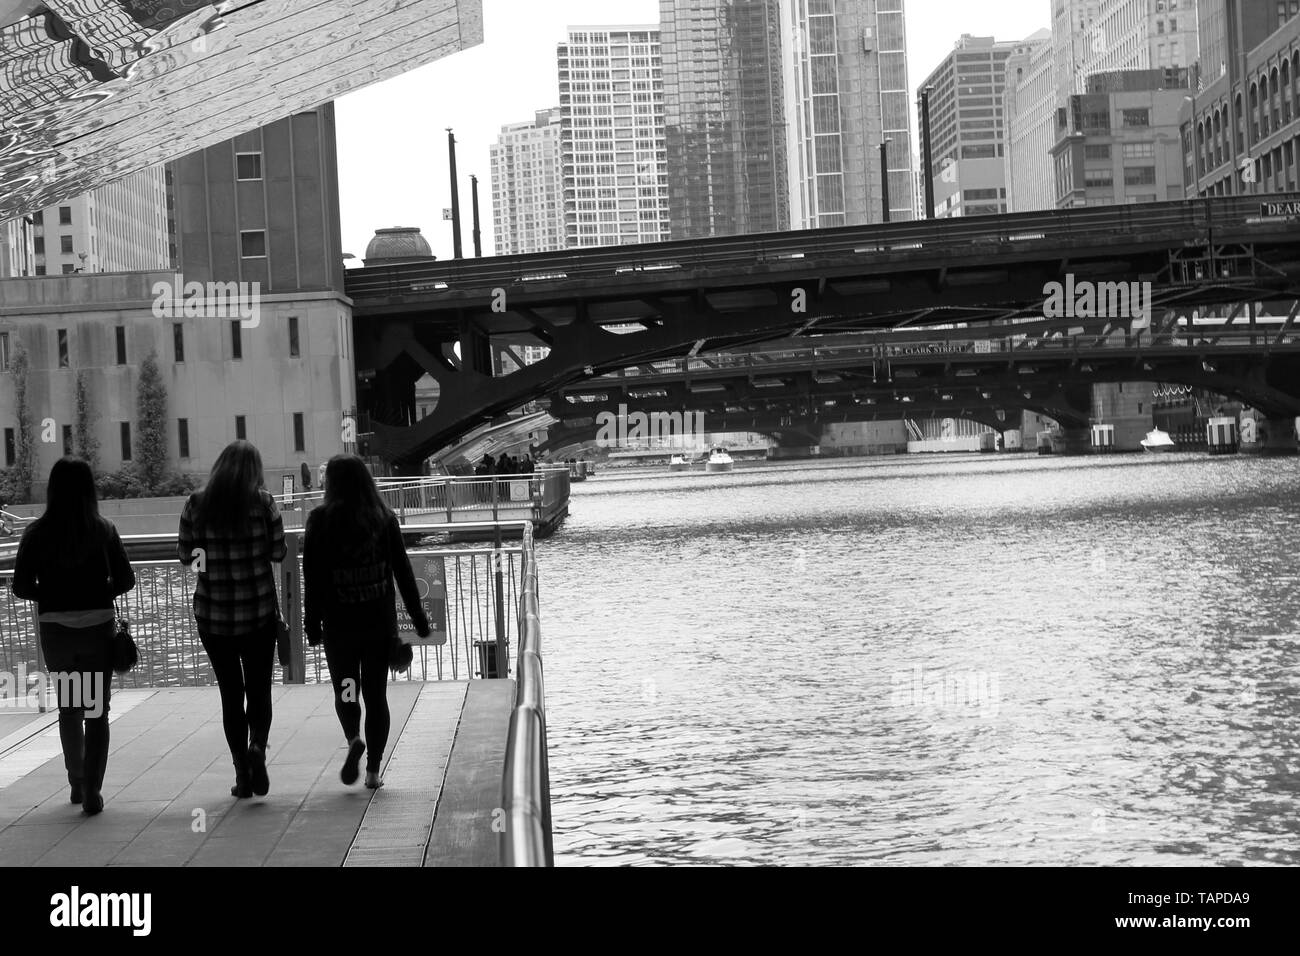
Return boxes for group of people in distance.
[474,452,534,476]
[11,442,430,815]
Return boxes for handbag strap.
[100,535,121,622]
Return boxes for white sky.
[335,0,1050,263]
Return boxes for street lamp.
[919,85,936,219]
[879,138,891,223]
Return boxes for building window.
[235,415,247,441]
[115,326,126,365]
[0,331,8,371]
[178,418,190,459]
[292,412,305,453]
[1124,166,1157,186]
[1122,108,1151,127]
[231,320,242,360]
[236,153,263,180]
[60,235,73,254]
[120,422,131,461]
[33,237,44,254]
[240,230,267,258]
[58,206,71,225]
[173,323,185,362]
[288,316,300,357]
[57,328,69,368]
[61,424,72,456]
[3,428,14,467]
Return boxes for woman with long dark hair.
[178,440,286,798]
[303,455,428,789]
[12,457,135,815]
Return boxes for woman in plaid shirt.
[178,440,286,799]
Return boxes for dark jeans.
[323,627,391,773]
[39,621,114,793]
[199,619,276,768]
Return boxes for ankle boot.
[231,759,252,799]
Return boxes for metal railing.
[0,521,528,692]
[501,522,552,867]
[273,471,570,531]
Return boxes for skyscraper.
[557,26,670,248]
[0,217,35,278]
[919,35,1028,218]
[1003,31,1056,211]
[783,0,915,228]
[660,0,788,238]
[1079,0,1200,78]
[491,109,566,255]
[30,167,169,276]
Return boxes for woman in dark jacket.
[12,457,135,815]
[303,455,429,789]
[178,440,286,799]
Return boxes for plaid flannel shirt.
[178,489,287,637]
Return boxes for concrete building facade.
[557,26,671,248]
[1003,31,1057,212]
[29,167,169,277]
[0,218,36,279]
[490,109,566,255]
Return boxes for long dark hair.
[36,457,107,566]
[195,440,266,536]
[320,455,391,546]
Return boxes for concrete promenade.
[0,681,513,867]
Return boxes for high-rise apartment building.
[30,167,169,276]
[557,26,671,248]
[490,109,566,255]
[1052,0,1101,98]
[919,35,1029,218]
[660,0,788,238]
[784,0,915,227]
[1003,30,1056,211]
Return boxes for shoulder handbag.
[103,539,138,674]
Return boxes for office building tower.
[918,34,1027,218]
[784,0,915,227]
[1079,0,1200,78]
[491,109,566,255]
[660,0,788,237]
[557,26,670,247]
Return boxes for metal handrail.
[501,522,552,867]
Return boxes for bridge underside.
[346,198,1300,469]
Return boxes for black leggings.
[200,620,276,768]
[40,621,114,793]
[323,629,391,773]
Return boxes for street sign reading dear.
[1260,200,1300,218]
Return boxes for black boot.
[231,758,252,799]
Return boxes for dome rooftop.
[364,227,435,266]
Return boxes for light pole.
[919,85,936,219]
[447,129,463,260]
[1183,95,1201,197]
[879,138,891,223]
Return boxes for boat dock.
[0,522,552,867]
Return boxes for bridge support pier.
[1240,414,1300,455]
[1055,429,1093,455]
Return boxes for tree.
[10,341,34,502]
[73,369,100,472]
[134,348,168,492]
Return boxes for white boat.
[1140,428,1177,452]
[668,454,692,472]
[705,446,734,473]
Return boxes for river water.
[539,453,1300,866]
